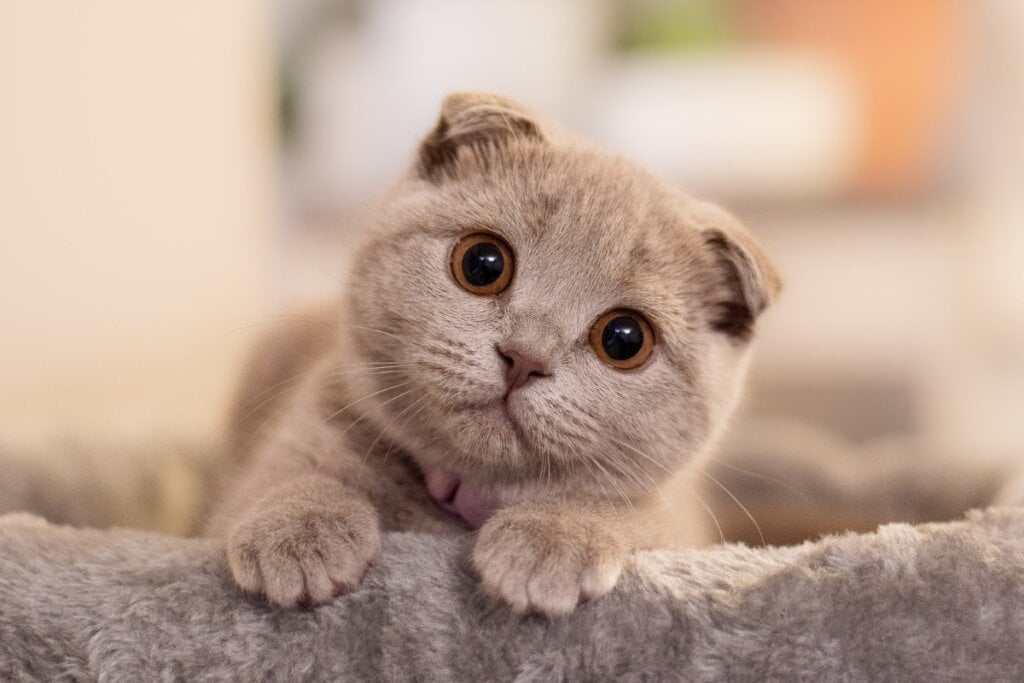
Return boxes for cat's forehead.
[381,143,712,328]
[475,146,707,305]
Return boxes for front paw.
[225,483,381,608]
[472,506,626,616]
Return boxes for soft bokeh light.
[1,0,1021,475]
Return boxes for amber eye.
[589,310,655,369]
[450,232,514,295]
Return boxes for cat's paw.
[472,506,626,616]
[225,484,381,608]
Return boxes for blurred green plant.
[277,0,362,144]
[616,0,738,52]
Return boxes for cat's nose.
[496,344,549,396]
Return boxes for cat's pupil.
[601,316,644,360]
[461,242,504,286]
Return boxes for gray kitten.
[207,92,780,616]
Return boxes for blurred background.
[1,1,1022,498]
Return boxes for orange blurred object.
[737,0,964,196]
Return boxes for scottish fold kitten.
[207,92,780,616]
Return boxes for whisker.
[599,449,653,496]
[573,449,617,513]
[607,435,675,478]
[689,486,725,545]
[699,468,765,547]
[227,363,419,452]
[241,367,410,421]
[605,437,673,507]
[712,460,810,501]
[325,386,420,463]
[364,393,427,462]
[233,386,311,460]
[310,263,346,288]
[228,373,307,432]
[323,367,413,385]
[324,364,416,377]
[584,451,638,517]
[325,360,420,371]
[345,324,409,345]
[381,398,431,467]
[320,381,411,425]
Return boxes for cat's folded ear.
[699,211,782,341]
[416,92,544,182]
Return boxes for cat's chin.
[440,398,532,460]
[466,399,525,438]
[472,398,512,421]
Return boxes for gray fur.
[2,508,1024,681]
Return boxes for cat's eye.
[450,232,514,295]
[589,310,654,369]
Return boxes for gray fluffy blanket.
[3,508,1024,681]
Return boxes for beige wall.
[0,2,273,435]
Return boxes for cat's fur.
[206,92,780,616]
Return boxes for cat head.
[342,92,780,498]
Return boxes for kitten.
[206,92,780,616]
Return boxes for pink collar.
[420,463,497,529]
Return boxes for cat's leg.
[472,498,634,617]
[472,471,711,616]
[220,472,381,607]
[208,396,384,608]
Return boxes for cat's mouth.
[420,463,497,529]
[465,396,527,430]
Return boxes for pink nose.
[496,345,548,396]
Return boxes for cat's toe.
[473,509,625,617]
[226,503,381,608]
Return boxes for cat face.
[343,93,779,497]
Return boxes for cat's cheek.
[471,507,627,617]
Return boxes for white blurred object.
[924,0,1024,456]
[752,205,956,387]
[291,0,611,216]
[585,52,858,201]
[965,0,1024,337]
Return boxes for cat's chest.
[370,448,468,534]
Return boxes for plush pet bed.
[2,422,1022,679]
[3,507,1024,680]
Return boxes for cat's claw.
[225,490,380,608]
[472,507,626,617]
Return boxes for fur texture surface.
[3,508,1024,681]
